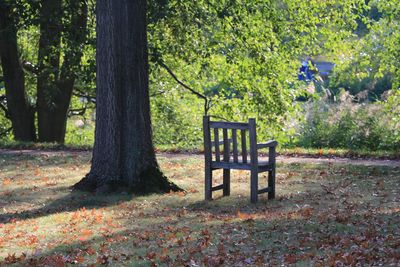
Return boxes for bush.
[64,117,95,147]
[151,93,204,150]
[296,98,399,151]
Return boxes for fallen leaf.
[284,254,297,264]
[237,211,254,221]
[376,178,384,190]
[2,178,12,186]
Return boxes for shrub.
[296,98,399,151]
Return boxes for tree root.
[130,167,182,195]
[72,167,182,195]
[72,173,98,192]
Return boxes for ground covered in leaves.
[0,151,399,266]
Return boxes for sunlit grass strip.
[279,147,400,159]
[2,141,398,160]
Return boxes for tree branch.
[21,61,39,75]
[73,88,96,104]
[150,90,166,97]
[205,0,268,62]
[157,60,207,101]
[156,59,211,115]
[68,106,87,117]
[209,115,229,121]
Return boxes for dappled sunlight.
[0,152,399,265]
[0,153,93,222]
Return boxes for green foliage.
[0,113,12,141]
[304,0,399,152]
[64,118,95,147]
[297,100,399,151]
[327,0,400,100]
[383,89,400,144]
[151,92,204,149]
[17,25,40,100]
[2,0,399,153]
[0,0,95,142]
[148,0,366,147]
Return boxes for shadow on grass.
[1,151,399,265]
[0,189,132,224]
[1,200,398,266]
[0,152,91,170]
[1,156,396,225]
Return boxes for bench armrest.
[257,140,278,149]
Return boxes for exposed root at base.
[72,167,182,195]
[72,173,98,192]
[130,167,182,195]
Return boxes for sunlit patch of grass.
[280,147,400,159]
[0,152,399,266]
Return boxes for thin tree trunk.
[74,0,179,194]
[36,0,88,143]
[0,2,36,141]
[36,0,63,142]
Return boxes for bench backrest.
[203,116,258,167]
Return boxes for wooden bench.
[203,116,277,203]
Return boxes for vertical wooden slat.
[232,129,238,163]
[249,118,258,203]
[203,116,212,200]
[214,128,220,162]
[241,129,247,163]
[223,128,230,162]
[223,128,230,196]
[268,146,276,199]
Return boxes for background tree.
[73,0,179,193]
[37,0,88,142]
[0,0,89,143]
[328,0,400,100]
[0,0,397,152]
[0,1,35,141]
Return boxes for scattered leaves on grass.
[237,210,254,221]
[0,152,399,266]
[2,178,12,186]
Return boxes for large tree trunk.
[73,0,179,194]
[0,2,36,141]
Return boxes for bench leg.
[268,169,275,199]
[223,169,230,196]
[250,169,258,203]
[205,168,212,200]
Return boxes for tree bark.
[0,2,36,141]
[73,0,179,194]
[36,0,88,143]
[36,0,63,142]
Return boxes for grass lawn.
[0,151,399,266]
